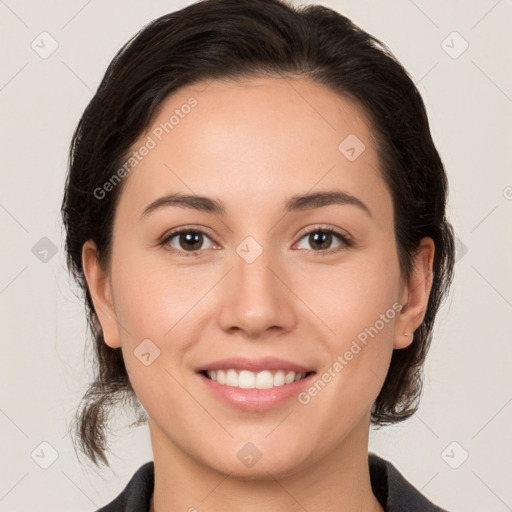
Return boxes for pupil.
[181,232,202,250]
[311,231,331,250]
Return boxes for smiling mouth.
[199,369,316,389]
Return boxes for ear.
[394,237,435,349]
[81,240,122,349]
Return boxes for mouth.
[198,368,316,390]
[194,356,317,410]
[196,368,317,412]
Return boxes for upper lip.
[196,357,316,374]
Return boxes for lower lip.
[197,372,316,411]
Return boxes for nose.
[216,242,298,339]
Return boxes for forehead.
[117,76,391,223]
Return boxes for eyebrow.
[140,190,372,219]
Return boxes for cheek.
[111,247,206,340]
[296,258,399,438]
[109,254,201,418]
[299,243,400,398]
[301,243,401,338]
[109,248,215,400]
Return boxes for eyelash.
[160,225,353,258]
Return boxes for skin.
[82,76,434,512]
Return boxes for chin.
[198,440,312,481]
[213,456,308,481]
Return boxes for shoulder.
[369,452,450,512]
[95,461,154,512]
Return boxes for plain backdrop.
[1,1,511,511]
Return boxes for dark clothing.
[96,453,449,511]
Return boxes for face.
[83,76,433,478]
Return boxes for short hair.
[61,0,455,467]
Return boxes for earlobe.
[81,240,122,349]
[394,237,435,349]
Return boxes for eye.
[161,228,216,256]
[160,225,352,257]
[294,227,352,255]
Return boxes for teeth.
[205,369,308,389]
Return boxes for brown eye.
[308,231,334,250]
[295,228,351,254]
[162,229,215,254]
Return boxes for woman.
[61,0,455,510]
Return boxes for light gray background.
[1,1,511,511]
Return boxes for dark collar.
[368,453,448,511]
[97,453,448,511]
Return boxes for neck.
[148,414,384,512]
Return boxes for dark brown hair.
[61,0,455,467]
